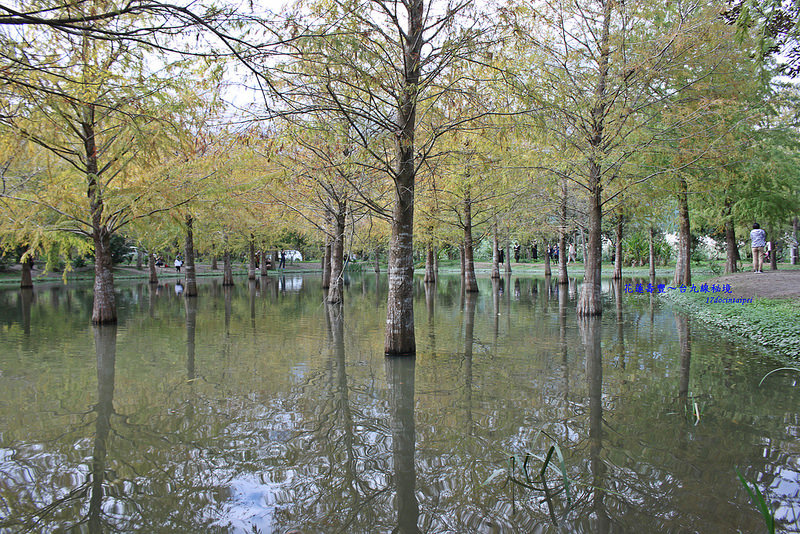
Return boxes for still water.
[0,274,798,533]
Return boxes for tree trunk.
[559,181,568,284]
[463,192,478,293]
[222,250,234,286]
[792,216,798,265]
[184,215,198,297]
[505,242,512,275]
[136,248,143,271]
[328,204,346,304]
[424,244,435,283]
[260,249,268,276]
[20,254,33,289]
[434,246,439,279]
[544,241,551,277]
[576,0,611,317]
[148,253,158,284]
[211,247,218,270]
[374,248,381,273]
[613,215,623,280]
[322,215,332,289]
[459,244,465,278]
[649,226,656,284]
[673,175,691,287]
[84,111,117,324]
[248,234,256,280]
[769,226,778,270]
[92,227,117,324]
[577,184,602,316]
[384,0,422,356]
[491,222,500,279]
[724,201,738,274]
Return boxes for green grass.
[659,285,800,361]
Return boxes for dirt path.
[707,269,800,300]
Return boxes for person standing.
[174,256,183,273]
[279,250,286,269]
[750,223,767,273]
[568,243,576,264]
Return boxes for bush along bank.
[659,289,800,361]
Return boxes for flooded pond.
[1,273,799,532]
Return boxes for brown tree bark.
[248,234,256,280]
[260,249,269,276]
[505,242,512,275]
[92,226,117,324]
[673,175,691,287]
[769,226,778,271]
[649,226,656,284]
[792,216,798,265]
[723,200,738,274]
[384,0,423,355]
[463,192,478,293]
[222,250,234,286]
[136,248,143,271]
[84,113,117,324]
[576,0,611,317]
[544,241,552,277]
[20,254,33,289]
[613,215,623,280]
[184,215,198,297]
[148,253,158,284]
[328,203,346,304]
[559,181,568,284]
[491,222,500,279]
[374,248,381,273]
[322,214,332,289]
[424,244,435,284]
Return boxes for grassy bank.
[659,282,800,361]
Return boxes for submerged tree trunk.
[148,253,158,284]
[459,244,465,279]
[260,249,268,276]
[424,244,435,284]
[577,188,603,316]
[491,222,500,280]
[576,0,610,317]
[322,215,332,289]
[328,204,346,304]
[543,241,551,277]
[184,216,198,297]
[84,112,117,324]
[559,181,568,284]
[92,226,117,324]
[649,226,656,284]
[20,254,33,289]
[673,175,691,287]
[222,250,234,286]
[248,234,256,280]
[613,215,623,280]
[463,193,478,293]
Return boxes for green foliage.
[735,467,775,534]
[661,290,800,359]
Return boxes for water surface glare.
[1,274,799,533]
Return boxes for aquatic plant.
[735,468,775,534]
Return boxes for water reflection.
[88,325,117,533]
[0,274,798,532]
[386,355,420,534]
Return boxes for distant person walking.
[750,223,767,273]
[513,243,521,263]
[174,257,183,273]
[568,243,576,264]
[279,250,286,269]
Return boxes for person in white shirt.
[750,223,767,273]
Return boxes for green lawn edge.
[658,277,800,362]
